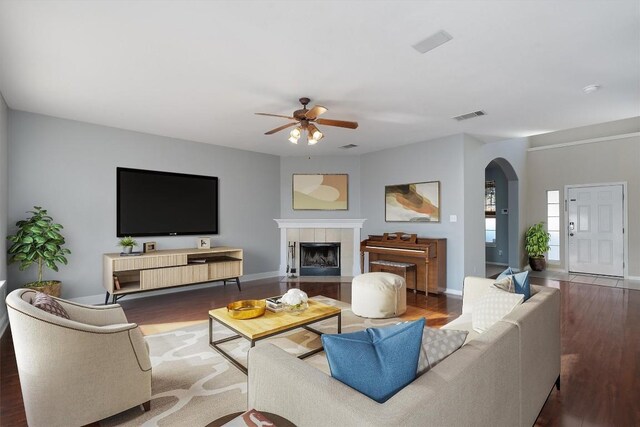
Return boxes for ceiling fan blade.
[305,105,328,120]
[265,122,298,135]
[255,113,296,120]
[316,118,359,129]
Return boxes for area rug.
[101,296,420,427]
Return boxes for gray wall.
[528,118,640,276]
[462,135,486,279]
[8,111,281,299]
[280,155,361,218]
[485,163,509,264]
[360,134,466,291]
[0,93,7,332]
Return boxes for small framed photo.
[197,237,211,249]
[143,241,157,253]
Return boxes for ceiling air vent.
[453,110,486,121]
[340,144,358,149]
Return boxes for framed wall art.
[385,181,440,222]
[292,174,348,210]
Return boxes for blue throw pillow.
[321,318,425,403]
[497,267,531,300]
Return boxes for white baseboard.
[445,288,462,296]
[70,271,280,305]
[626,275,640,281]
[486,262,509,266]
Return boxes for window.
[485,181,496,214]
[485,181,497,245]
[547,190,560,261]
[485,217,496,245]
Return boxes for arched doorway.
[484,158,519,276]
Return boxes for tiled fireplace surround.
[274,219,366,277]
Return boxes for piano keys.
[360,232,447,294]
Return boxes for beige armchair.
[6,288,151,427]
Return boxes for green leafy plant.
[7,206,71,283]
[525,222,551,258]
[118,236,138,248]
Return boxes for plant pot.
[122,246,133,254]
[24,280,62,297]
[529,256,546,272]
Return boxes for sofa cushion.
[472,287,524,333]
[321,318,424,403]
[497,268,531,300]
[417,327,468,375]
[493,276,514,293]
[32,291,70,319]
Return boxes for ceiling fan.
[255,97,358,145]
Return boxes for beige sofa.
[248,276,560,427]
[6,289,152,427]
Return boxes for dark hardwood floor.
[1,277,639,426]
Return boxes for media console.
[102,247,243,304]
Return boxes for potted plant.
[7,206,71,297]
[525,222,551,271]
[118,236,138,254]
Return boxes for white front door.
[567,185,624,276]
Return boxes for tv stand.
[102,247,243,304]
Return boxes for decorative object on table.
[226,300,266,320]
[287,241,297,277]
[118,236,138,254]
[265,295,284,312]
[525,222,550,271]
[280,288,309,315]
[385,181,440,222]
[198,237,211,249]
[321,318,425,403]
[496,267,531,300]
[6,206,71,297]
[143,241,157,253]
[255,97,358,146]
[292,174,348,210]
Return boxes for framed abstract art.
[292,174,348,210]
[385,181,440,222]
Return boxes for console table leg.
[235,277,241,292]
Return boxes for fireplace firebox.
[299,242,341,276]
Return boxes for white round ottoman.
[351,272,407,318]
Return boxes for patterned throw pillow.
[497,267,531,300]
[32,292,70,319]
[417,327,468,375]
[493,276,514,293]
[472,287,524,333]
[322,318,424,403]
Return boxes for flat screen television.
[117,167,218,237]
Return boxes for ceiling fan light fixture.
[307,124,324,142]
[288,135,299,144]
[307,138,318,145]
[290,127,301,139]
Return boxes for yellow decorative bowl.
[226,300,266,320]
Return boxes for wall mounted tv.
[117,167,218,237]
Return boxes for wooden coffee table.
[208,300,341,374]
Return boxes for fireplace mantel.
[274,219,366,276]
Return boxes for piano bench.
[369,261,418,293]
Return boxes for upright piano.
[360,232,447,294]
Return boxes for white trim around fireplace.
[274,219,367,277]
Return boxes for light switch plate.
[449,215,457,222]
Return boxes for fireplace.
[299,242,341,276]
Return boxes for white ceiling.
[0,0,638,156]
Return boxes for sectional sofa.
[248,276,561,427]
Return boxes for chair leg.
[141,401,151,412]
[555,375,561,391]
